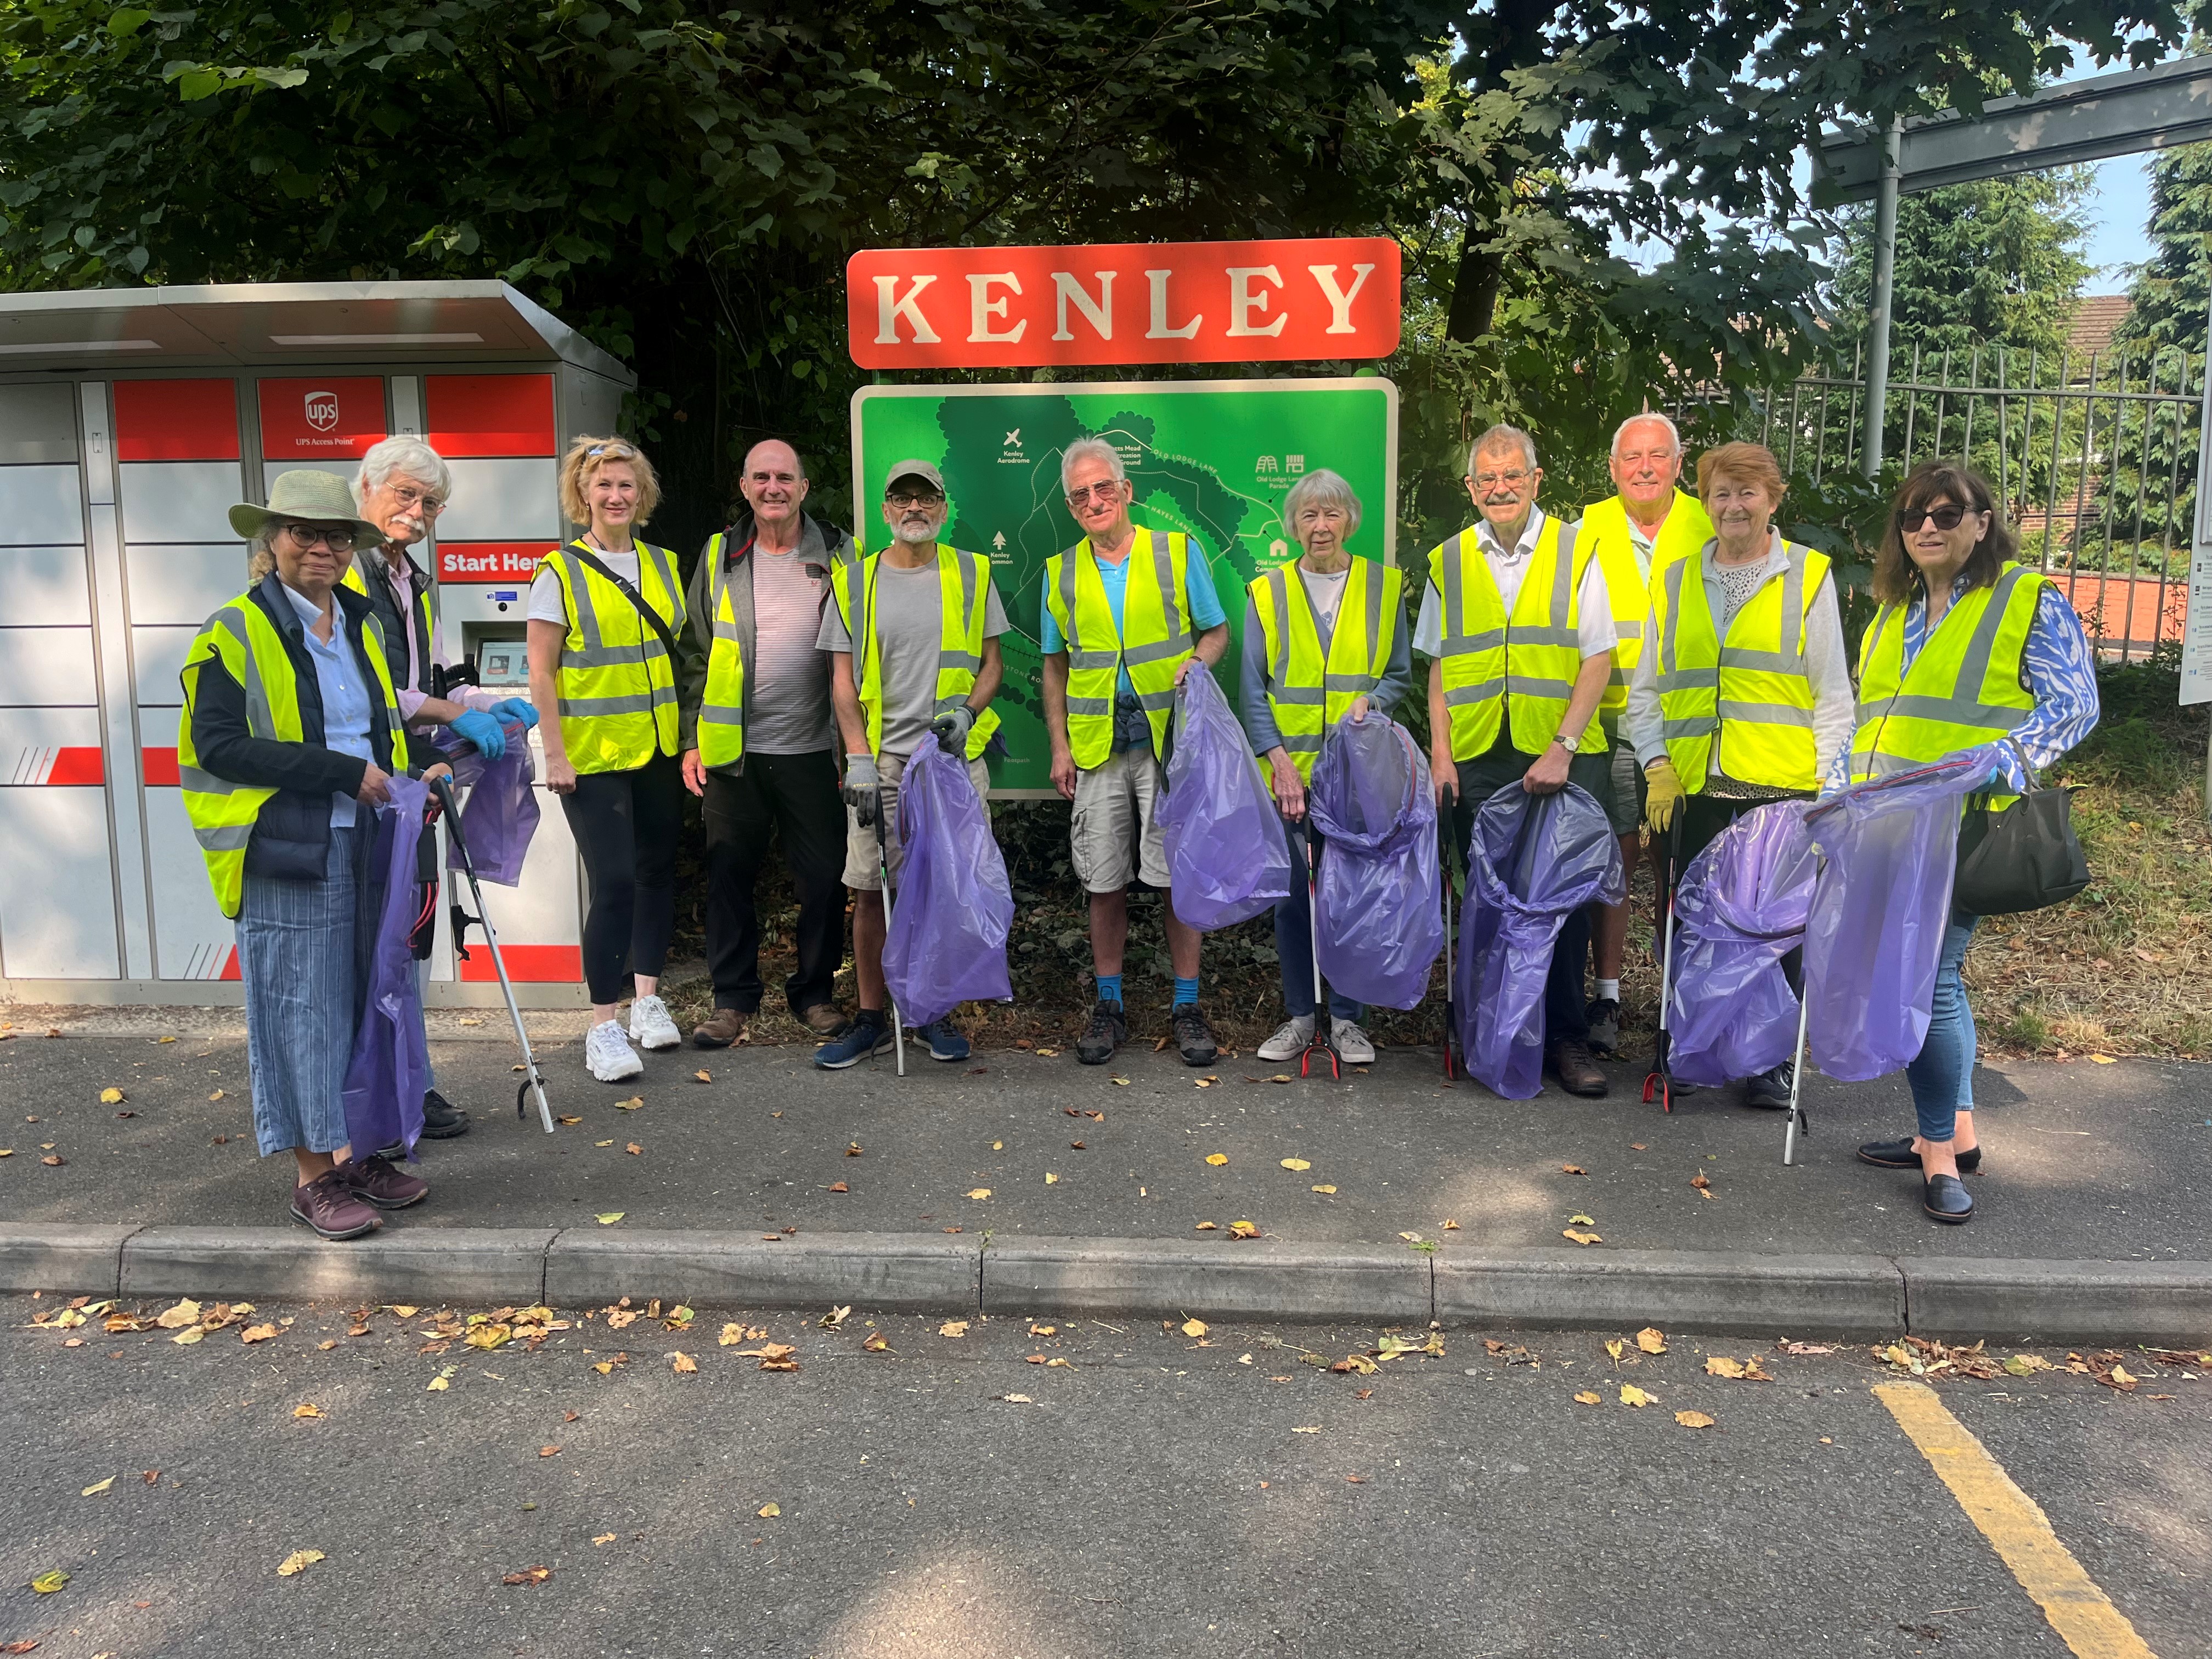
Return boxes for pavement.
[3,1011,2210,1342]
[4,1296,2209,1658]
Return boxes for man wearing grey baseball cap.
[813,459,1007,1068]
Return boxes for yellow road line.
[1875,1381,2158,1659]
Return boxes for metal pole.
[2193,278,2212,816]
[1861,115,1903,481]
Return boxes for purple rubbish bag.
[430,720,540,886]
[1664,801,1819,1087]
[1802,748,1995,1082]
[1160,668,1293,930]
[341,775,433,1161]
[1307,715,1442,1009]
[1454,783,1624,1099]
[882,741,1014,1029]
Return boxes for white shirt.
[527,544,641,625]
[1411,507,1618,661]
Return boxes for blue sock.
[1096,974,1124,1005]
[1172,976,1200,1007]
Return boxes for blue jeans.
[1905,910,1979,1143]
[1274,813,1361,1025]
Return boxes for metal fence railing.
[1700,341,2205,664]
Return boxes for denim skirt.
[238,827,363,1156]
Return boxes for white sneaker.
[1257,1016,1313,1062]
[585,1019,644,1082]
[628,994,681,1052]
[1331,1018,1375,1065]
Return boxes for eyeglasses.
[1064,482,1125,507]
[1897,503,1972,532]
[386,484,445,512]
[276,521,356,554]
[1471,469,1532,490]
[886,490,944,509]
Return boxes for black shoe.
[420,1090,469,1138]
[1923,1173,1975,1223]
[1743,1062,1793,1110]
[1547,1039,1607,1097]
[1171,1003,1218,1067]
[1584,998,1621,1057]
[1076,998,1128,1065]
[1858,1137,1983,1174]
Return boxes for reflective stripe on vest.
[1651,540,1829,793]
[1577,490,1713,722]
[1427,517,1607,761]
[1250,559,1402,782]
[831,544,1002,761]
[698,532,747,769]
[1042,526,1194,768]
[1851,561,2045,807]
[540,541,684,774]
[177,591,409,919]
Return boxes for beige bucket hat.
[228,469,385,549]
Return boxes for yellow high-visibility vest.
[1852,560,2048,809]
[696,532,746,770]
[1042,526,1195,768]
[1249,558,1403,782]
[1426,515,1608,761]
[538,540,684,774]
[1576,490,1713,729]
[178,589,408,919]
[1651,540,1832,793]
[831,544,1001,761]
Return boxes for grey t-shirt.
[816,555,1007,758]
[746,547,836,754]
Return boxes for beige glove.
[1644,755,1685,836]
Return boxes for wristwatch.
[1550,731,1578,752]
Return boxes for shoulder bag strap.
[568,545,681,663]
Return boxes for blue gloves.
[490,697,540,731]
[450,708,507,759]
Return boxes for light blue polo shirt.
[1037,533,1227,697]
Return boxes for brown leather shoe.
[692,1006,749,1048]
[289,1170,382,1240]
[1547,1038,1608,1098]
[799,1003,851,1039]
[338,1152,428,1211]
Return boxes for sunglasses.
[1064,482,1125,507]
[585,443,637,461]
[1897,503,1974,532]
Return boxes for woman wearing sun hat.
[179,470,474,1240]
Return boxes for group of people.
[182,411,2097,1239]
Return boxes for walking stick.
[874,782,906,1077]
[1438,790,1459,1082]
[431,774,554,1135]
[1299,815,1340,1081]
[1640,810,1686,1113]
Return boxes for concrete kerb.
[4,1224,2211,1345]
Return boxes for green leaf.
[107,9,153,37]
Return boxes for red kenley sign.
[845,238,1401,370]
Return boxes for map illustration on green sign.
[850,378,1399,793]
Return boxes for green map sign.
[850,377,1399,793]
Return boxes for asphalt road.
[3,1017,2208,1262]
[2,1292,2205,1658]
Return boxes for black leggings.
[561,751,685,1005]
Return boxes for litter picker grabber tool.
[431,773,553,1134]
[1300,815,1340,1081]
[873,782,906,1077]
[1781,970,1813,1165]
[1640,809,1686,1112]
[1438,786,1460,1081]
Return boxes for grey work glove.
[842,752,881,828]
[930,705,976,757]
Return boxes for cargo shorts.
[1071,743,1172,893]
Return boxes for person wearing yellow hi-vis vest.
[182,470,467,1242]
[1574,413,1713,1058]
[1830,461,2099,1226]
[525,436,687,1084]
[1239,469,1412,1069]
[1040,436,1231,1070]
[815,459,1006,1071]
[676,439,857,1051]
[1415,424,1624,1098]
[1624,440,1854,1110]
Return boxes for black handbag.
[1951,742,2090,916]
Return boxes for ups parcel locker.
[0,280,633,1007]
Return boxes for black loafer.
[1859,1137,1980,1173]
[1923,1173,1974,1223]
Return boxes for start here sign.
[846,238,1401,370]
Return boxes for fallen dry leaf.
[155,1300,202,1330]
[1561,1164,1585,1175]
[275,1549,326,1577]
[29,1570,67,1594]
[1182,1318,1209,1338]
[501,1565,552,1587]
[693,1069,712,1082]
[1562,1229,1602,1245]
[1620,1384,1656,1407]
[1280,1158,1312,1171]
[1205,1153,1228,1166]
[594,1212,624,1225]
[1442,1218,1460,1229]
[1001,1393,1036,1404]
[538,1446,560,1458]
[556,1115,581,1125]
[1291,1425,1321,1434]
[1635,1328,1666,1355]
[625,1143,643,1156]
[1675,1410,1716,1429]
[939,1321,970,1338]
[1194,1221,1218,1230]
[965,1188,992,1200]
[241,1323,277,1344]
[170,1326,206,1346]
[292,1403,323,1420]
[863,1333,889,1352]
[1573,1391,1602,1405]
[1630,1142,1647,1150]
[81,1475,115,1496]
[592,1533,617,1545]
[1229,1220,1260,1238]
[828,1180,848,1193]
[757,1503,781,1518]
[1043,1172,1059,1184]
[99,1087,124,1104]
[1311,1184,1338,1194]
[615,1096,642,1110]
[672,1352,698,1374]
